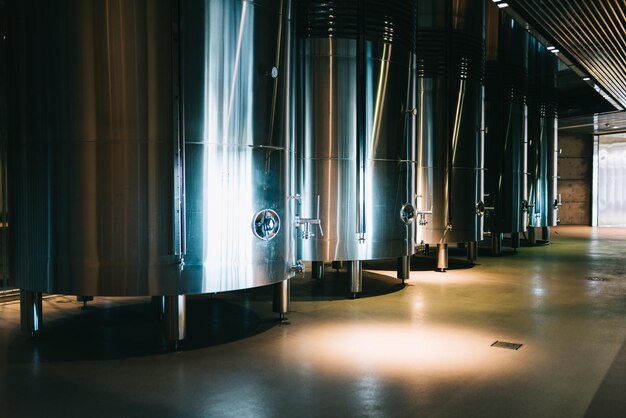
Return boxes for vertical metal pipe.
[20,290,43,336]
[467,241,478,263]
[436,243,448,272]
[349,260,363,298]
[171,0,186,257]
[527,226,537,245]
[356,0,366,242]
[511,232,520,251]
[311,261,324,280]
[541,226,550,242]
[164,295,186,349]
[273,279,290,320]
[397,256,410,282]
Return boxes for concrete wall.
[558,132,593,225]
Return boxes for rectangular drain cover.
[491,341,523,350]
[587,276,608,282]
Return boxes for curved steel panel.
[528,42,558,228]
[415,0,485,245]
[484,8,529,234]
[180,0,294,291]
[9,0,293,295]
[9,1,177,295]
[296,0,416,262]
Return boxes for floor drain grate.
[491,341,523,350]
[587,276,609,282]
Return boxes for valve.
[294,195,324,240]
[290,260,305,275]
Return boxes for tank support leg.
[511,232,520,252]
[349,261,362,298]
[542,226,550,243]
[273,279,290,321]
[312,261,324,280]
[528,227,537,245]
[164,295,186,351]
[492,232,503,256]
[20,290,43,337]
[397,256,410,282]
[436,243,448,272]
[467,241,478,263]
[76,295,93,309]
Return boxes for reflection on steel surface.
[415,0,485,245]
[527,39,558,228]
[9,0,293,295]
[484,5,528,235]
[296,1,417,262]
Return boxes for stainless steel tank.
[8,0,294,336]
[527,40,558,241]
[296,0,417,290]
[415,0,485,268]
[484,4,529,254]
[180,0,295,294]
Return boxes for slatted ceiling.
[508,0,626,110]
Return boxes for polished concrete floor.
[1,226,625,417]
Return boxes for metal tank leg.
[527,227,537,245]
[312,261,325,280]
[542,226,550,242]
[349,261,363,298]
[272,279,290,321]
[436,243,448,272]
[331,261,343,272]
[76,295,93,309]
[397,256,410,282]
[511,232,520,252]
[491,232,503,256]
[20,290,43,337]
[164,295,186,351]
[467,241,478,263]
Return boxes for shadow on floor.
[585,336,626,417]
[6,270,408,362]
[363,253,477,272]
[5,254,480,363]
[7,296,278,362]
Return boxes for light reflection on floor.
[1,226,626,417]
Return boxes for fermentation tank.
[527,39,558,243]
[484,4,529,255]
[8,0,294,341]
[296,0,417,293]
[415,0,485,269]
